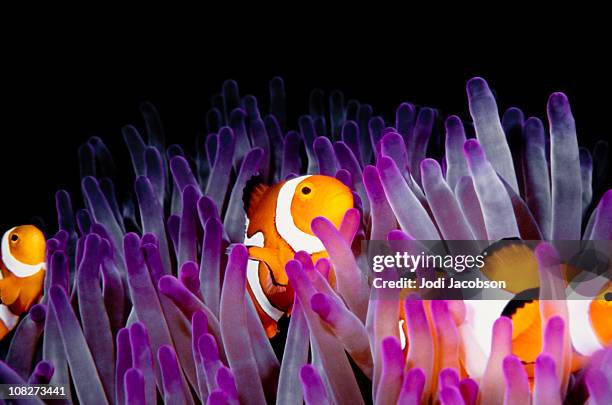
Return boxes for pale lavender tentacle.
[129,322,157,405]
[158,345,194,405]
[467,77,519,192]
[548,92,581,240]
[421,158,475,240]
[463,139,519,240]
[444,116,469,192]
[454,176,488,240]
[314,136,339,176]
[49,285,108,404]
[219,245,267,405]
[580,147,593,217]
[363,165,397,240]
[300,365,331,405]
[377,156,440,240]
[522,117,552,239]
[276,296,309,405]
[281,131,303,179]
[409,107,435,184]
[286,260,365,405]
[224,147,263,242]
[205,127,236,211]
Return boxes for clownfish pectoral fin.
[247,246,287,285]
[0,279,20,307]
[246,183,269,218]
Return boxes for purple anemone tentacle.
[363,165,397,240]
[310,292,373,378]
[124,368,147,405]
[397,367,425,405]
[191,310,209,400]
[276,295,309,404]
[49,285,108,404]
[548,92,581,241]
[502,355,530,405]
[205,127,236,212]
[269,77,286,129]
[129,322,157,405]
[409,107,435,185]
[219,245,267,405]
[533,354,562,405]
[300,365,331,405]
[377,156,440,240]
[522,117,552,239]
[224,147,264,242]
[158,345,194,405]
[199,216,223,317]
[5,304,46,380]
[463,139,519,240]
[76,234,115,401]
[374,337,404,405]
[124,233,173,390]
[580,147,593,218]
[286,260,365,405]
[281,131,303,179]
[466,77,519,193]
[314,136,339,176]
[28,361,54,385]
[229,108,251,171]
[311,211,369,321]
[178,184,201,267]
[444,116,469,192]
[420,158,475,241]
[299,115,318,173]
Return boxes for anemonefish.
[244,175,354,337]
[0,225,46,340]
[460,241,612,378]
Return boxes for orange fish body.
[244,175,353,337]
[0,225,46,339]
[462,242,612,379]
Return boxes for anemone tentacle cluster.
[0,77,610,404]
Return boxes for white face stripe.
[1,228,45,278]
[275,175,325,254]
[0,304,19,330]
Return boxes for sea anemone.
[1,76,610,404]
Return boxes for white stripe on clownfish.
[275,175,326,254]
[1,227,46,278]
[0,304,19,330]
[566,273,609,355]
[244,228,284,321]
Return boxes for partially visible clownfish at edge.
[0,225,46,340]
[244,175,354,338]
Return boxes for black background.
[3,25,610,233]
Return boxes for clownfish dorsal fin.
[247,183,269,218]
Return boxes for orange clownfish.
[0,225,46,340]
[244,175,354,338]
[461,242,612,379]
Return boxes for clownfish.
[244,175,354,337]
[460,241,612,378]
[0,225,46,340]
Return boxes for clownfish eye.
[10,234,18,242]
[604,292,612,302]
[301,186,312,195]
